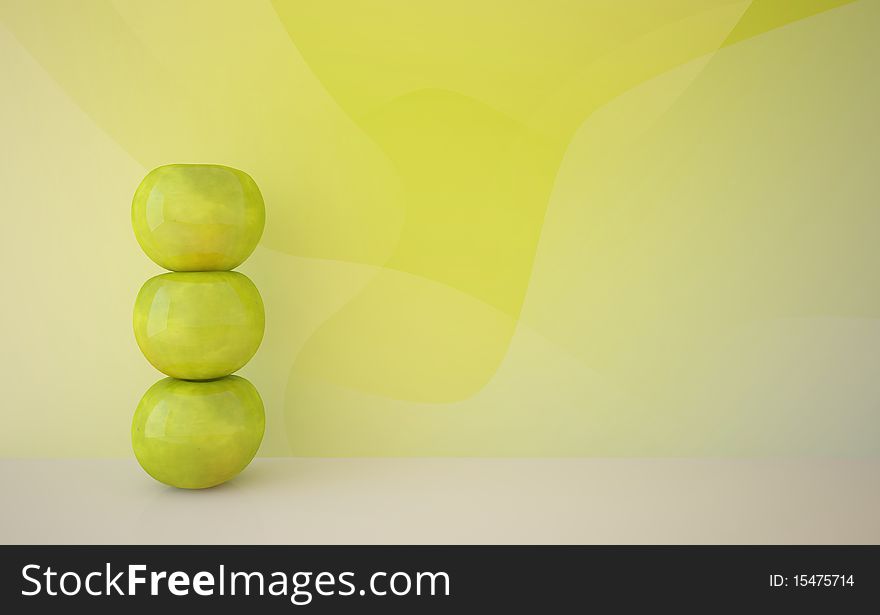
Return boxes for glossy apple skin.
[132,164,265,271]
[132,376,265,489]
[133,271,265,380]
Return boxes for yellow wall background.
[1,0,878,457]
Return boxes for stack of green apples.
[131,164,266,489]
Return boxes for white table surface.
[1,458,877,544]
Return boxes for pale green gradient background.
[1,0,877,457]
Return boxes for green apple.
[132,164,265,271]
[133,271,264,380]
[132,376,265,489]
